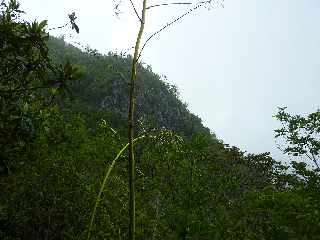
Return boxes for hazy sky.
[22,0,319,164]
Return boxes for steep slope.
[2,5,320,240]
[48,37,214,138]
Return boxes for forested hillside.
[47,37,212,138]
[1,1,319,239]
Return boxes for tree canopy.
[0,1,319,239]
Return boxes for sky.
[22,0,319,165]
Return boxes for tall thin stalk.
[87,136,145,240]
[128,1,147,239]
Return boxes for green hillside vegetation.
[47,37,212,138]
[1,1,319,239]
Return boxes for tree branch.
[146,2,192,10]
[137,0,214,61]
[311,153,320,169]
[128,0,142,22]
[48,23,68,31]
[87,135,145,240]
[306,144,320,169]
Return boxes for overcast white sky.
[22,0,319,164]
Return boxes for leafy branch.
[274,107,320,169]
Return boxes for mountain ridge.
[47,36,216,139]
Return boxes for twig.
[146,2,192,10]
[123,46,135,55]
[306,144,319,169]
[128,0,142,22]
[86,136,145,240]
[48,23,68,31]
[137,0,214,60]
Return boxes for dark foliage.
[1,1,319,239]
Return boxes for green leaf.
[38,20,47,30]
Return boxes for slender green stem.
[87,135,145,240]
[128,1,147,240]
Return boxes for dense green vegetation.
[1,1,319,239]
